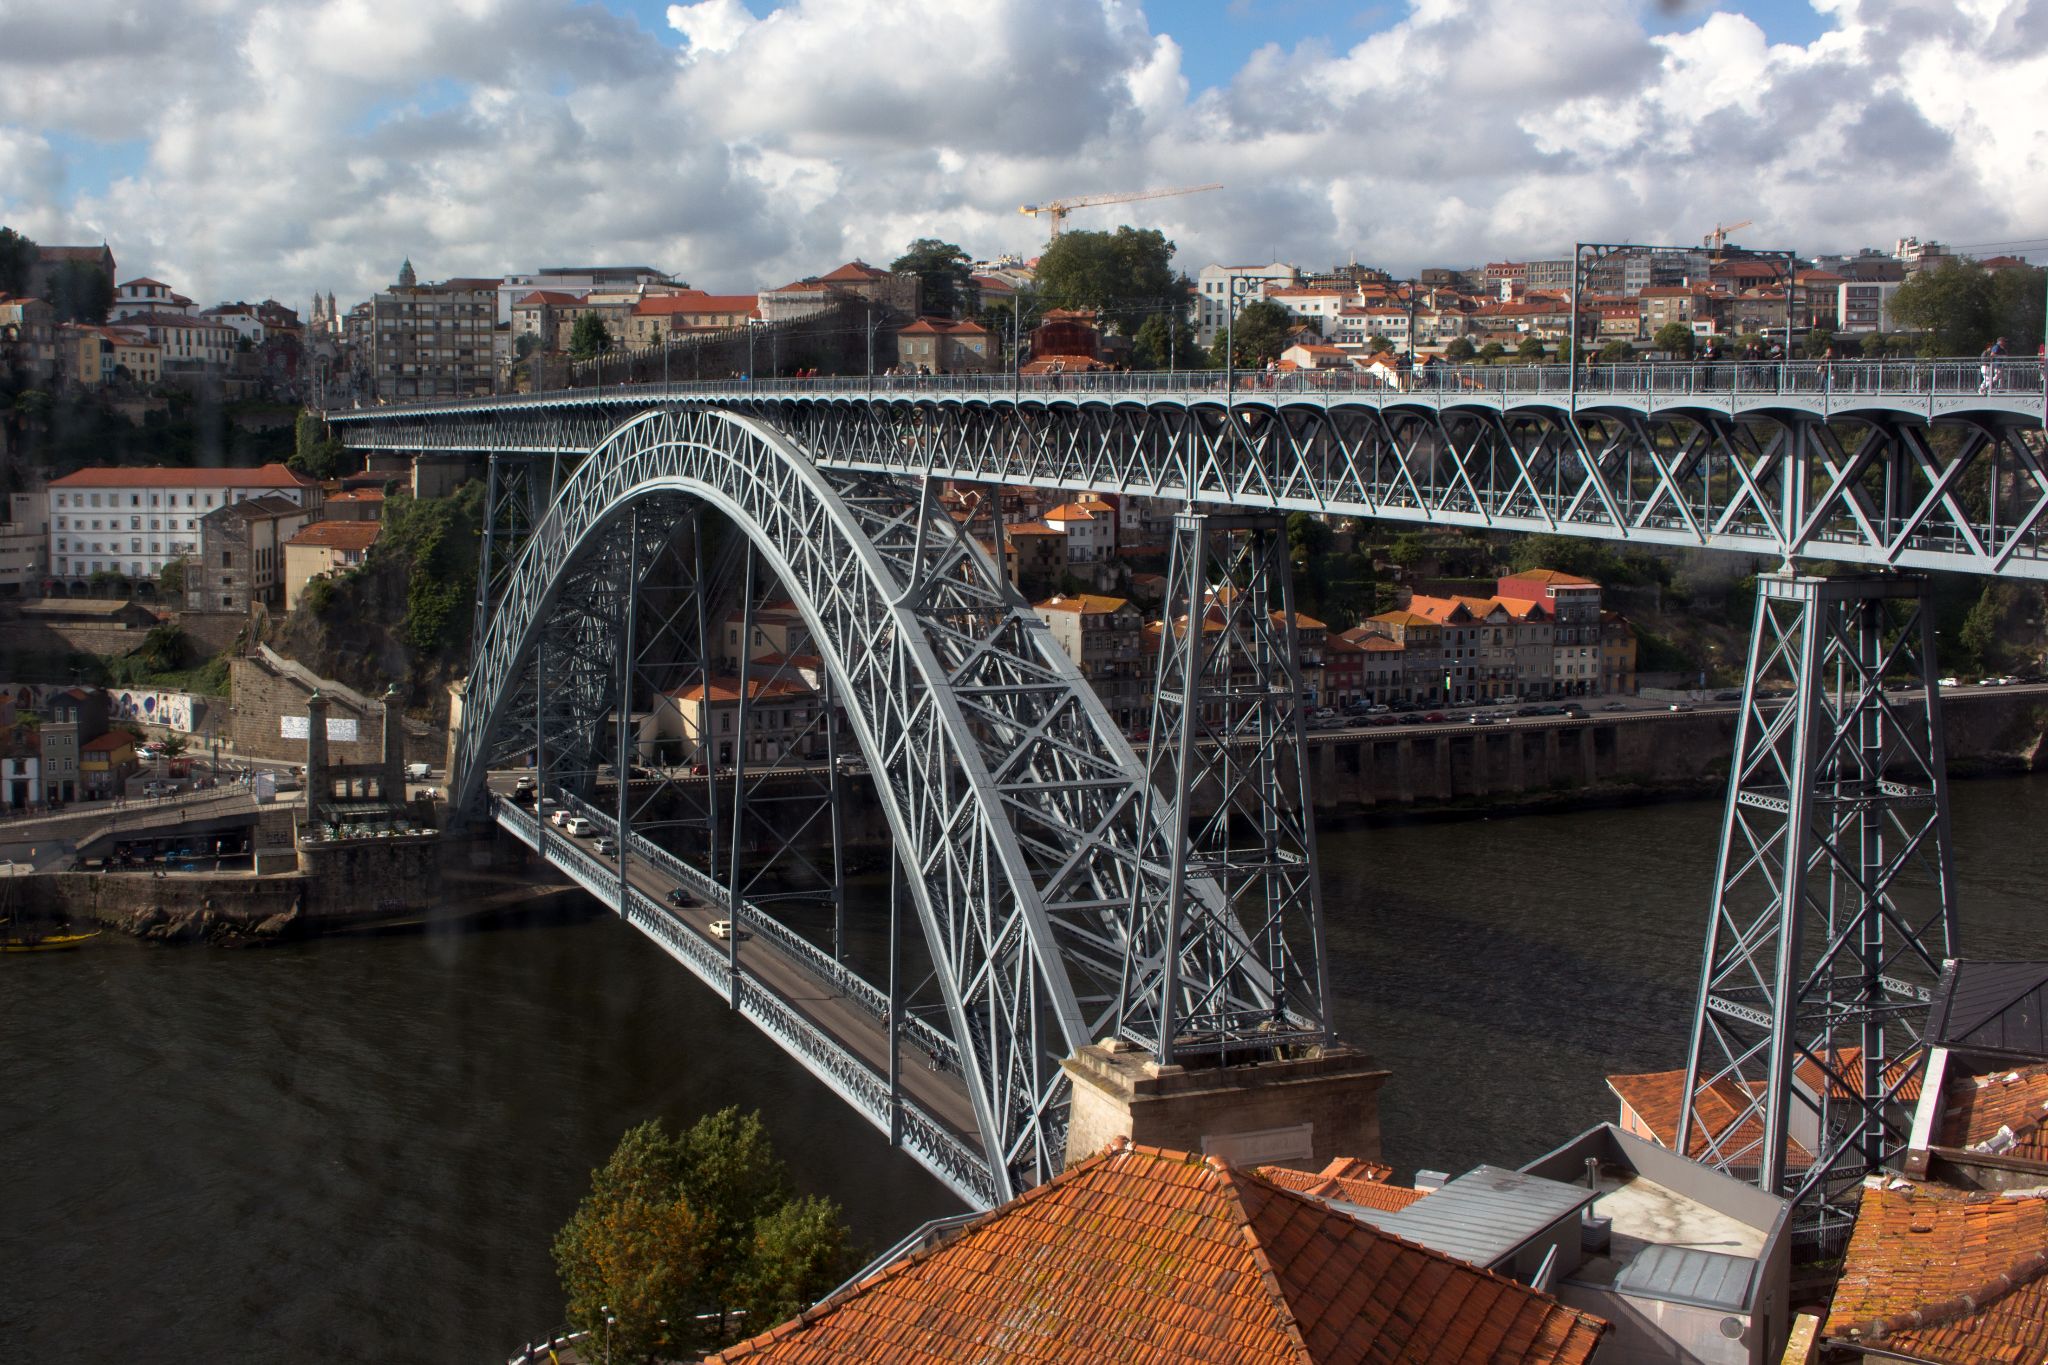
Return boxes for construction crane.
[1019,184,1224,240]
[1704,219,1753,252]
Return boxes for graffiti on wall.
[1,683,204,733]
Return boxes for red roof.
[1937,1062,2048,1164]
[514,290,583,306]
[706,1140,1607,1365]
[286,520,382,551]
[1254,1157,1430,1213]
[818,260,887,283]
[1824,1180,2048,1364]
[82,732,133,753]
[51,463,314,490]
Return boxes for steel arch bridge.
[334,359,2046,1222]
[449,406,1320,1204]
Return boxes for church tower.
[397,258,417,289]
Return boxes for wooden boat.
[0,928,101,952]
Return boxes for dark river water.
[6,778,2046,1364]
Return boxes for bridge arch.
[455,405,1255,1199]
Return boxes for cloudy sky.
[1,0,2043,309]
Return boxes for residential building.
[321,489,385,522]
[108,327,160,385]
[720,601,811,666]
[1599,612,1637,695]
[47,464,319,588]
[1033,594,1145,731]
[895,318,992,373]
[624,291,759,346]
[1524,258,1575,292]
[1637,286,1707,335]
[282,520,382,610]
[0,293,57,378]
[187,495,319,613]
[1042,499,1116,566]
[80,729,136,798]
[39,686,108,803]
[1498,570,1602,697]
[0,492,47,594]
[1194,261,1304,345]
[201,302,266,346]
[1264,286,1353,334]
[702,1140,1608,1365]
[56,321,112,388]
[28,244,117,302]
[110,277,193,319]
[115,311,236,373]
[364,261,498,400]
[644,675,822,766]
[509,290,587,351]
[1005,522,1067,586]
[492,266,675,325]
[1365,609,1448,704]
[0,721,41,809]
[1837,280,1902,334]
[1323,632,1369,703]
[757,261,917,324]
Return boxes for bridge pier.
[1679,570,1958,1251]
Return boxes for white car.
[565,816,595,836]
[708,919,751,941]
[1936,676,1960,688]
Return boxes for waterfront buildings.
[281,520,382,611]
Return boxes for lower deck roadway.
[491,789,985,1166]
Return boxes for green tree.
[1651,322,1695,358]
[1128,312,1206,370]
[1889,258,2017,355]
[1989,264,2047,352]
[889,238,974,319]
[157,557,186,599]
[0,226,35,296]
[554,1110,853,1357]
[1442,337,1476,363]
[1598,339,1637,362]
[1366,332,1393,355]
[1860,331,1893,358]
[1516,335,1547,362]
[44,261,113,323]
[570,312,614,360]
[1033,226,1182,336]
[1802,329,1838,359]
[1477,341,1506,363]
[136,623,189,672]
[1211,298,1294,369]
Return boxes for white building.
[47,464,320,589]
[200,303,265,346]
[1194,262,1304,346]
[1836,281,1903,334]
[111,277,196,320]
[0,492,48,594]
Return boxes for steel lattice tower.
[1679,572,1958,1248]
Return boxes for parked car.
[1371,715,1399,727]
[1397,714,1424,726]
[1422,711,1446,723]
[708,919,751,941]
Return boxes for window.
[131,495,141,507]
[220,552,232,568]
[55,494,66,508]
[90,494,102,508]
[130,516,141,530]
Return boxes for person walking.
[1979,337,2006,394]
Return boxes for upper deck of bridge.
[327,356,2048,427]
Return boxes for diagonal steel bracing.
[1678,572,1957,1251]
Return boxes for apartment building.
[47,464,319,588]
[365,261,497,401]
[283,520,382,610]
[187,495,318,613]
[1194,262,1304,345]
[1033,593,1145,731]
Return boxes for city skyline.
[1,0,2043,306]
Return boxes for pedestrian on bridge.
[1979,337,2006,394]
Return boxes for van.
[405,762,432,781]
[565,817,595,837]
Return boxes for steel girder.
[332,373,2048,577]
[1678,572,1957,1250]
[452,407,1277,1202]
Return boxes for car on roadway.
[708,919,751,941]
[564,816,595,836]
[1990,675,2019,686]
[1371,715,1399,727]
[666,887,695,908]
[1422,711,1446,723]
[1937,676,1961,688]
[1397,714,1424,725]
[593,836,616,856]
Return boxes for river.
[5,778,2045,1364]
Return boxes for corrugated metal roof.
[1614,1244,1756,1312]
[1927,960,2048,1062]
[1349,1165,1596,1268]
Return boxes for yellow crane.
[1704,218,1753,252]
[1019,183,1224,240]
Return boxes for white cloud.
[0,0,2041,309]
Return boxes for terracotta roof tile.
[706,1142,1605,1365]
[286,520,381,551]
[1255,1159,1431,1214]
[1938,1062,2048,1163]
[1823,1180,2048,1365]
[51,463,315,490]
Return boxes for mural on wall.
[0,683,204,733]
[280,716,360,742]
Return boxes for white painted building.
[111,277,195,320]
[47,464,319,588]
[1194,262,1304,346]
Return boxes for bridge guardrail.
[556,793,964,1073]
[334,356,2048,416]
[501,800,995,1205]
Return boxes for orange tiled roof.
[706,1141,1607,1365]
[1369,610,1437,628]
[1607,1066,1816,1170]
[1939,1063,2048,1164]
[669,675,814,703]
[1823,1180,2048,1364]
[51,463,315,490]
[1503,569,1597,587]
[1034,593,1131,615]
[1254,1157,1430,1213]
[286,520,382,551]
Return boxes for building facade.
[187,495,318,613]
[365,263,498,400]
[1032,594,1145,732]
[47,464,319,589]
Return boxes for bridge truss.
[449,407,1327,1203]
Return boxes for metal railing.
[498,799,995,1207]
[335,356,2048,417]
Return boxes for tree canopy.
[1891,258,2046,355]
[0,226,34,297]
[45,260,113,324]
[1033,226,1186,336]
[570,312,614,360]
[554,1109,852,1359]
[889,238,975,319]
[1211,298,1295,369]
[1651,322,1695,358]
[1442,337,1476,363]
[1516,335,1548,361]
[1129,312,1208,370]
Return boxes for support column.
[615,509,639,898]
[1678,571,1957,1251]
[725,545,756,1010]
